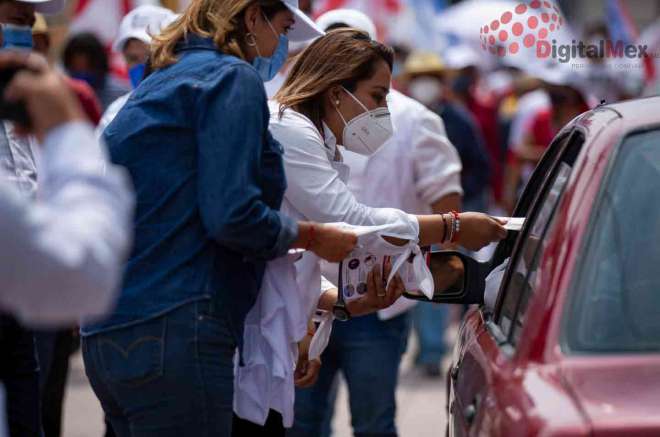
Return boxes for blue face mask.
[251,16,289,82]
[128,63,146,89]
[1,24,33,50]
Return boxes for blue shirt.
[82,35,298,346]
[433,102,491,203]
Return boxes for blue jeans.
[82,301,236,437]
[412,303,448,365]
[289,313,410,437]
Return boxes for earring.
[245,33,257,47]
[335,100,340,106]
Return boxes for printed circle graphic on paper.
[344,284,355,298]
[357,282,368,295]
[348,259,360,270]
[480,1,564,57]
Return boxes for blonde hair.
[275,29,394,130]
[152,0,286,69]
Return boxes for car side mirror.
[404,251,488,305]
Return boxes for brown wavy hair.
[275,29,394,130]
[151,0,287,69]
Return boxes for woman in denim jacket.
[80,1,355,436]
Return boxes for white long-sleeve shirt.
[0,121,134,327]
[234,103,420,427]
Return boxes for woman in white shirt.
[233,29,507,434]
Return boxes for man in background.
[0,49,133,437]
[97,4,177,135]
[0,1,66,435]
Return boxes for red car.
[409,96,660,436]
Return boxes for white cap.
[113,5,178,52]
[315,8,377,40]
[443,45,481,70]
[282,0,324,42]
[18,0,65,14]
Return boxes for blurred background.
[42,0,660,436]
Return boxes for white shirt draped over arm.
[0,121,134,327]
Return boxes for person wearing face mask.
[231,28,507,436]
[96,5,178,137]
[283,12,463,437]
[62,32,131,111]
[79,1,359,436]
[262,0,312,98]
[0,2,65,437]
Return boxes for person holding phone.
[0,1,69,436]
[80,1,356,436]
[0,50,133,437]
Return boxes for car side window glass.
[498,163,571,338]
[489,133,571,270]
[509,163,571,344]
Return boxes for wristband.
[450,211,461,244]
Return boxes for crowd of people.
[0,0,656,436]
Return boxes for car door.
[450,130,585,437]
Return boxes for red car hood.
[560,356,660,436]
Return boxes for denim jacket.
[82,35,298,347]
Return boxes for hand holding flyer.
[493,217,526,231]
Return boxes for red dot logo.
[524,34,536,48]
[480,1,564,58]
[512,22,524,36]
[528,16,538,29]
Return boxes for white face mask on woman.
[333,86,393,156]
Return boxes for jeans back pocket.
[98,318,165,388]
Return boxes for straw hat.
[402,51,445,78]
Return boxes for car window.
[495,131,584,344]
[565,128,660,353]
[490,133,571,271]
[499,163,572,341]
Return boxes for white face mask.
[333,87,393,156]
[408,77,443,107]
